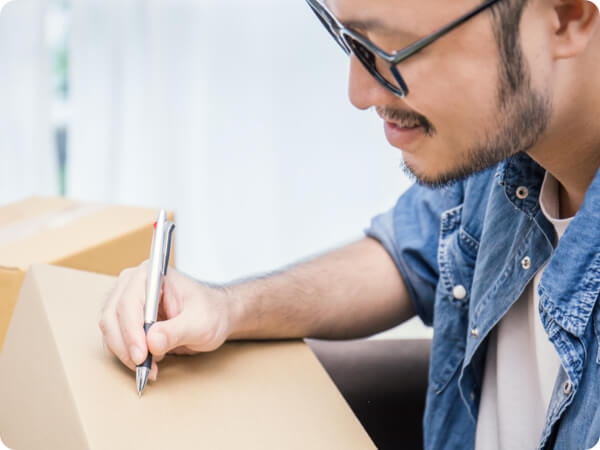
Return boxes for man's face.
[327,0,551,188]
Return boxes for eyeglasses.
[306,0,502,97]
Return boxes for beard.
[393,42,552,190]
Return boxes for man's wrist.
[222,284,255,341]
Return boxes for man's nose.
[348,55,397,111]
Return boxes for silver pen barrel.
[137,209,173,397]
[144,210,168,324]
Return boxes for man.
[99,0,600,448]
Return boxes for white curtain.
[67,0,412,282]
[0,0,57,206]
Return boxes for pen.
[136,209,175,397]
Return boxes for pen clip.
[162,222,175,276]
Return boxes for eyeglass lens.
[307,0,407,96]
[308,4,350,53]
[342,35,407,96]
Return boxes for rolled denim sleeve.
[366,183,464,326]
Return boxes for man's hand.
[99,261,239,381]
[99,238,415,380]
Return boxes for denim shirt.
[367,152,600,450]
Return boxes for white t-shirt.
[475,173,573,450]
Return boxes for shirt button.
[563,381,573,396]
[470,391,476,402]
[521,256,531,270]
[452,285,467,300]
[516,186,529,200]
[471,328,479,338]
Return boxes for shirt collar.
[496,152,600,338]
[495,152,546,217]
[539,165,600,337]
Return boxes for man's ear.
[551,0,599,58]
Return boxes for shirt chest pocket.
[429,205,479,394]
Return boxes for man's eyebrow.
[320,1,406,34]
[341,18,399,34]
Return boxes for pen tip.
[136,366,149,397]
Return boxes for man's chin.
[400,158,472,190]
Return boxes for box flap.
[0,202,163,271]
[0,266,90,450]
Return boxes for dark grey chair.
[307,338,431,450]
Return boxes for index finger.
[116,268,149,366]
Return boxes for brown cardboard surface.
[0,265,375,450]
[0,197,78,228]
[0,197,174,350]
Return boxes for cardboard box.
[0,197,174,350]
[0,265,375,449]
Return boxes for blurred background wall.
[0,0,431,339]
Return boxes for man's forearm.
[226,237,416,341]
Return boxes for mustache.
[375,106,435,136]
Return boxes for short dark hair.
[489,0,530,102]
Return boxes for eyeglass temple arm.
[392,0,503,62]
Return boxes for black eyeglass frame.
[306,0,503,97]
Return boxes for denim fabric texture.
[367,152,600,450]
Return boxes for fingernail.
[130,346,143,365]
[153,333,167,353]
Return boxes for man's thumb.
[147,316,186,356]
